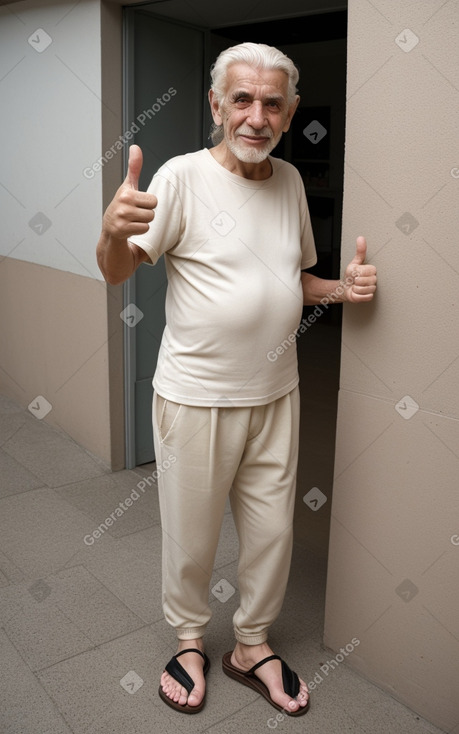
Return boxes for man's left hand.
[343,236,377,303]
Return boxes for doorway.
[123,1,348,549]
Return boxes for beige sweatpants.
[152,386,300,645]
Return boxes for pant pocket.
[157,396,182,444]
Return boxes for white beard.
[225,125,280,164]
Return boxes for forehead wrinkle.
[231,88,285,100]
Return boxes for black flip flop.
[222,651,309,716]
[158,648,210,714]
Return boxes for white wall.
[1,0,103,280]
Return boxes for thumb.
[125,144,143,190]
[350,235,367,265]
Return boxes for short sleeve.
[128,173,183,266]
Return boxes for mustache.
[236,126,273,139]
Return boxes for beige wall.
[0,258,119,465]
[324,1,459,731]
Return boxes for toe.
[256,673,302,713]
[177,686,189,706]
[284,680,309,711]
[160,671,172,693]
[187,687,205,708]
[269,689,302,712]
[296,679,309,706]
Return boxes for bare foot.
[160,639,206,708]
[231,642,309,713]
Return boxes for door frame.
[122,10,137,469]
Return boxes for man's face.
[210,62,299,164]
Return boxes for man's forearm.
[96,232,140,286]
[301,272,348,306]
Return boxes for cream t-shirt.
[129,148,317,407]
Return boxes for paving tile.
[0,487,105,578]
[52,565,145,643]
[2,418,106,487]
[0,448,45,498]
[80,526,164,624]
[113,468,161,517]
[270,543,327,644]
[0,545,121,625]
[0,548,25,587]
[0,410,29,446]
[1,565,144,671]
[81,707,179,734]
[0,629,73,734]
[94,618,174,671]
[132,461,155,477]
[4,598,94,672]
[37,639,189,734]
[37,646,152,734]
[56,470,159,540]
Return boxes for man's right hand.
[97,145,156,284]
[102,145,157,241]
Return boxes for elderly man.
[97,42,376,716]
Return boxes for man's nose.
[246,101,266,129]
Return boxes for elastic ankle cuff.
[234,629,268,645]
[176,627,206,640]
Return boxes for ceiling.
[211,12,347,45]
[113,0,347,30]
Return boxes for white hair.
[209,42,299,144]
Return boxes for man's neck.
[209,143,272,181]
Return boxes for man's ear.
[208,89,223,126]
[282,94,300,133]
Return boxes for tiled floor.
[0,321,445,734]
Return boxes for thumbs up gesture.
[343,236,377,303]
[102,145,157,241]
